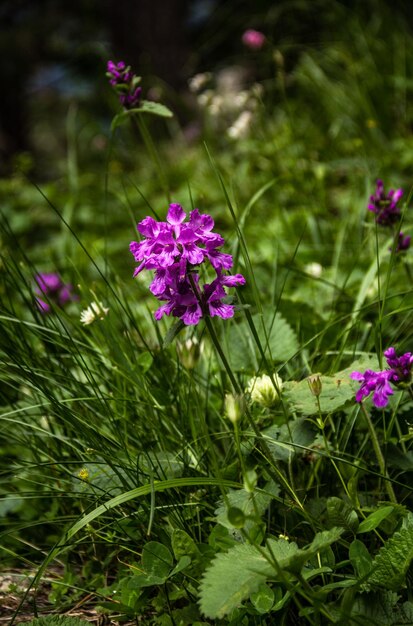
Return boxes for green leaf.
[226,312,299,371]
[142,541,173,580]
[365,513,413,590]
[358,506,395,533]
[327,497,359,533]
[284,354,380,416]
[263,418,317,461]
[199,543,275,619]
[26,619,90,626]
[199,529,342,618]
[137,100,174,117]
[250,583,275,614]
[199,538,297,619]
[349,539,373,579]
[163,319,186,347]
[215,481,280,531]
[169,555,192,576]
[171,529,200,559]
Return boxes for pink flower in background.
[34,273,77,313]
[242,29,266,51]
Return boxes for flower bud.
[225,393,245,424]
[307,374,322,397]
[246,374,282,407]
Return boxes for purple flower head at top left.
[34,272,77,313]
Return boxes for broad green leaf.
[358,506,394,533]
[327,497,359,534]
[263,418,317,461]
[199,530,342,618]
[226,312,299,371]
[199,538,298,619]
[349,539,373,579]
[284,354,380,416]
[169,555,192,576]
[365,513,413,590]
[142,541,173,580]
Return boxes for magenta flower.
[350,369,394,408]
[383,347,413,384]
[130,203,245,326]
[395,231,411,252]
[368,179,404,226]
[106,60,142,109]
[34,273,77,313]
[242,29,266,50]
[351,347,413,407]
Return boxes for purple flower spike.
[368,179,404,226]
[351,347,413,407]
[34,272,77,313]
[106,60,142,109]
[130,203,245,326]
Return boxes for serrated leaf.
[358,506,394,533]
[284,354,380,416]
[27,619,90,626]
[199,538,297,619]
[226,312,299,371]
[199,529,342,618]
[366,515,413,590]
[327,497,359,533]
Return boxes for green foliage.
[226,312,299,371]
[26,618,90,626]
[284,354,380,416]
[199,528,343,618]
[364,514,413,591]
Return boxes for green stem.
[360,403,397,503]
[135,116,170,203]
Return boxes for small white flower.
[188,72,211,93]
[304,262,323,278]
[227,110,253,139]
[246,374,283,407]
[80,301,109,326]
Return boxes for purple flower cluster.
[35,273,76,313]
[351,347,413,408]
[368,179,403,226]
[130,203,246,326]
[395,231,411,252]
[107,60,142,109]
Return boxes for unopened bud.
[307,374,322,397]
[225,393,245,424]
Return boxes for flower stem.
[360,403,397,503]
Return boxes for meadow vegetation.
[1,3,413,624]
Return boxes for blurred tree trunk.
[108,0,190,89]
